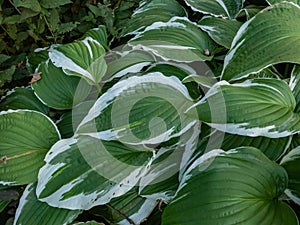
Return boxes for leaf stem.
[8,0,22,14]
[42,15,56,43]
[106,203,136,225]
[0,25,10,37]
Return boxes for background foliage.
[0,0,140,96]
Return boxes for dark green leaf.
[162,147,297,225]
[56,100,95,138]
[26,49,49,73]
[280,146,300,206]
[0,87,49,114]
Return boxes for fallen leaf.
[29,72,41,84]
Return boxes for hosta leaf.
[290,65,300,113]
[36,136,153,210]
[139,123,200,202]
[185,0,244,19]
[49,37,107,85]
[222,2,300,81]
[214,131,291,160]
[129,17,217,62]
[56,101,95,138]
[0,110,60,185]
[104,50,156,81]
[290,134,300,151]
[0,87,49,115]
[238,5,265,19]
[32,60,91,110]
[26,48,49,74]
[145,62,196,78]
[182,74,216,88]
[139,147,181,202]
[267,0,298,5]
[162,147,298,225]
[145,63,201,99]
[14,183,80,225]
[121,0,187,35]
[76,73,197,145]
[187,78,300,138]
[199,17,242,49]
[280,146,300,205]
[80,26,108,50]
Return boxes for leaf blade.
[13,183,80,225]
[162,147,297,225]
[188,78,300,138]
[0,110,60,185]
[222,2,300,81]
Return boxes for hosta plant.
[2,0,300,224]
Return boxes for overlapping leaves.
[36,73,199,214]
[4,0,300,224]
[14,183,80,225]
[121,0,187,35]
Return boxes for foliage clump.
[2,0,300,225]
